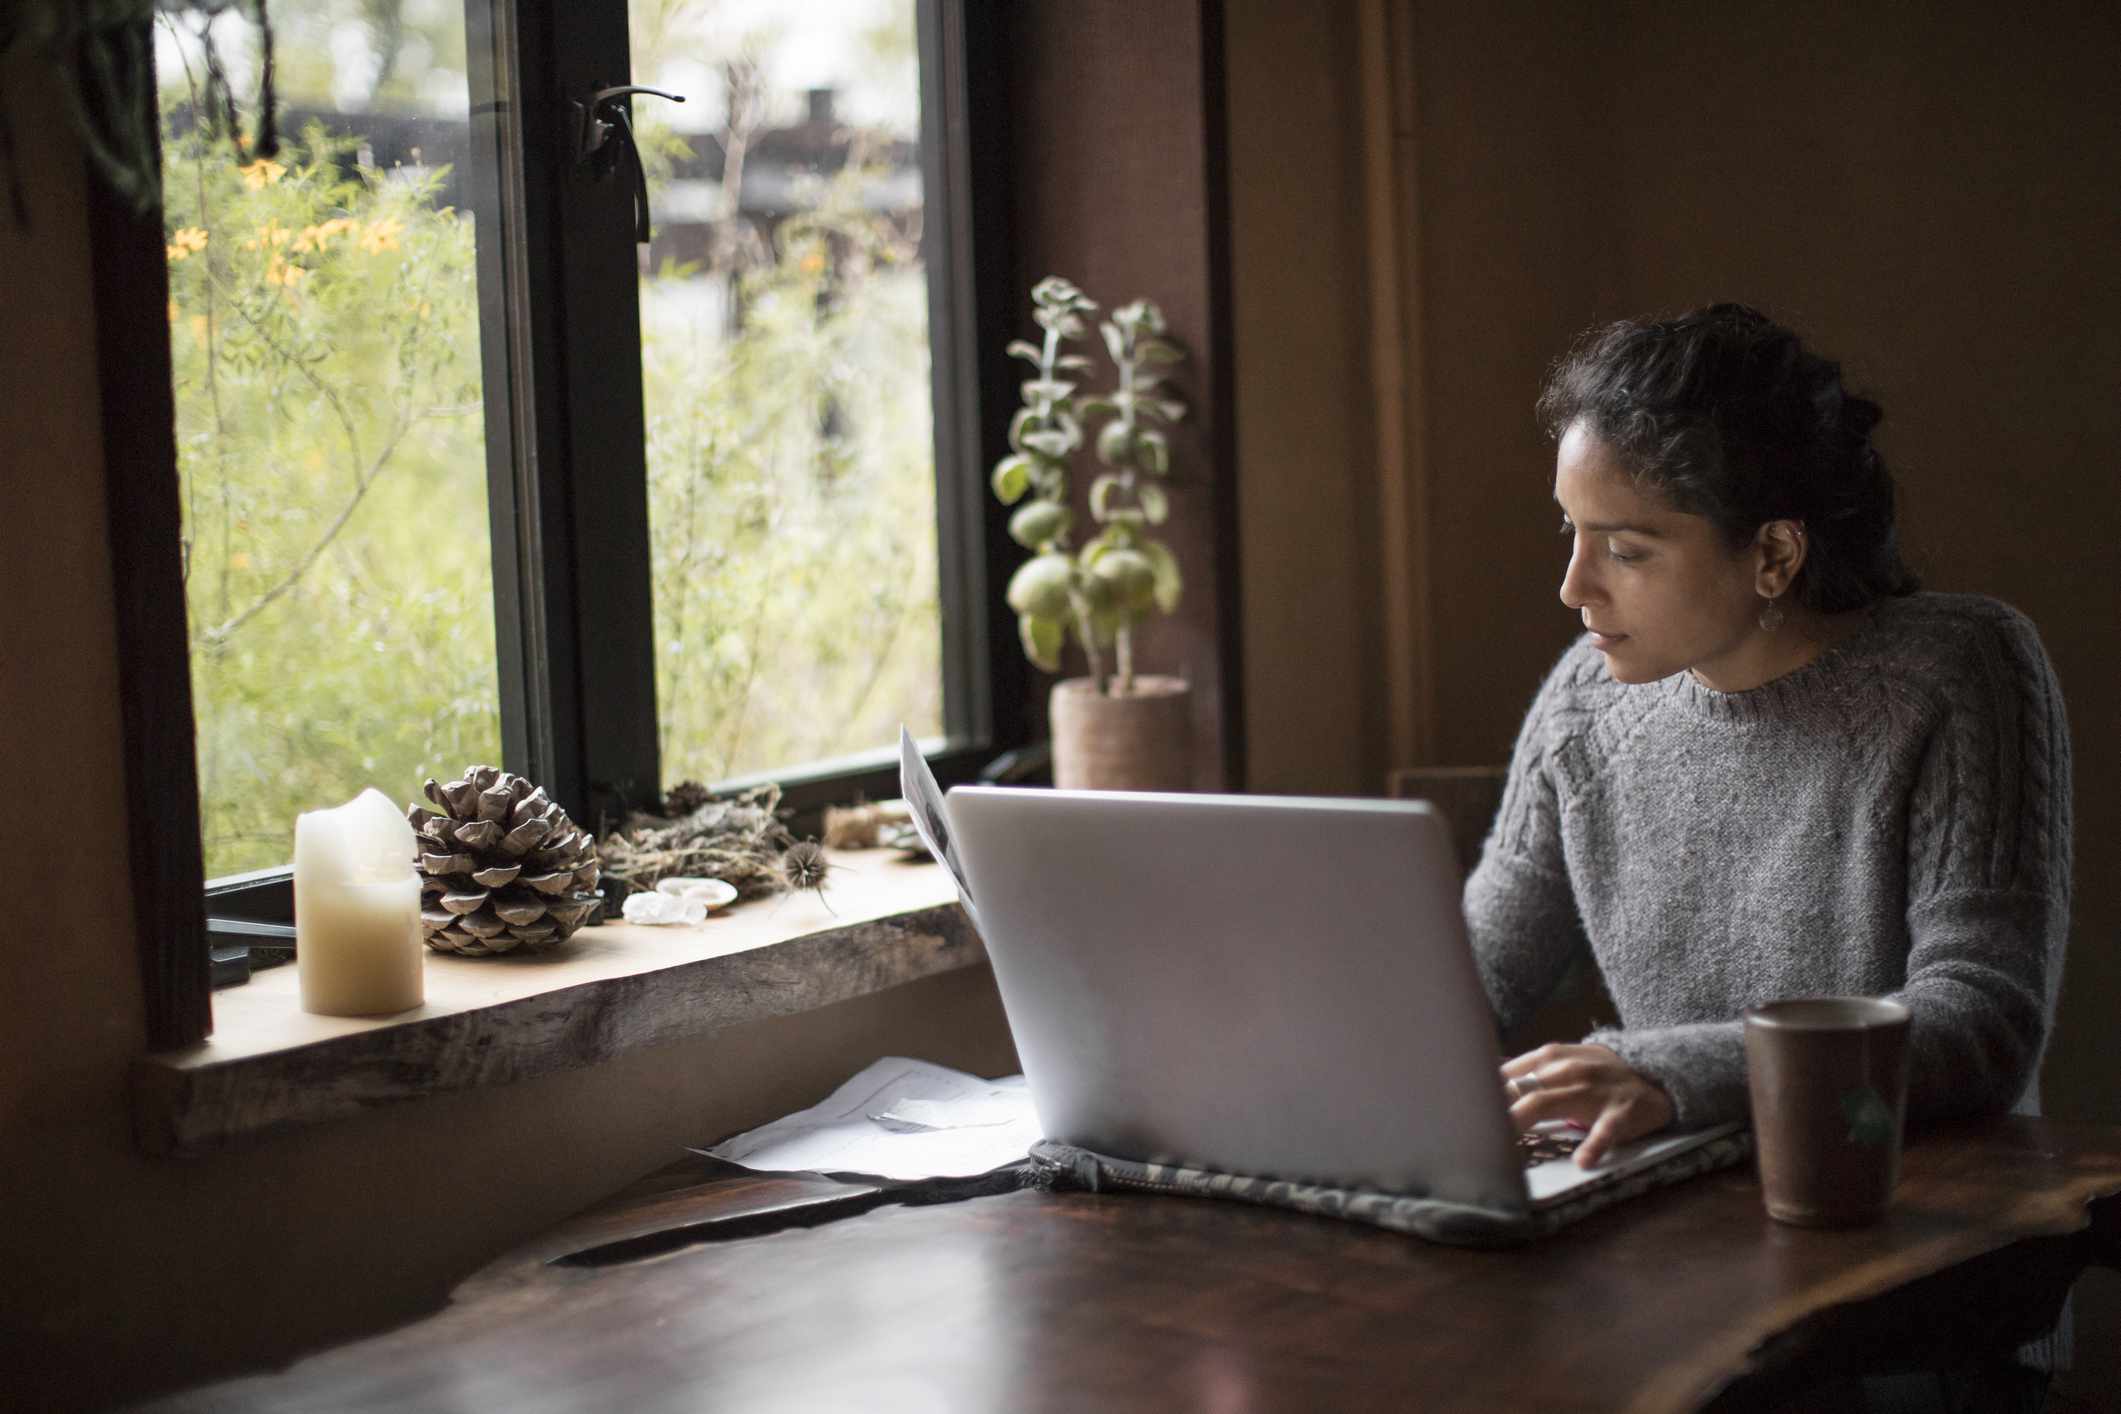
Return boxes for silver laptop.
[943,783,1736,1212]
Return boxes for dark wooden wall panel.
[87,41,213,1050]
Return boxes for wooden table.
[151,1119,2121,1412]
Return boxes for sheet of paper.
[875,1094,1025,1130]
[899,726,979,931]
[698,1056,1040,1181]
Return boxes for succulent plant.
[991,277,1186,696]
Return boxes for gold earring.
[1759,596,1786,632]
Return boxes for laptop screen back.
[946,786,1528,1209]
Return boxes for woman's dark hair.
[1536,303,1918,613]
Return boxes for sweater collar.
[1662,601,1894,721]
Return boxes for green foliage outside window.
[165,96,944,878]
[163,113,502,879]
[642,153,943,788]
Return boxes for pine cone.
[408,766,602,956]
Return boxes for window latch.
[572,84,686,243]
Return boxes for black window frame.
[102,0,1023,1025]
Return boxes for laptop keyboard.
[1518,1127,1584,1167]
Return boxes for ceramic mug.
[1743,997,1912,1227]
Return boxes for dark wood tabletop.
[151,1118,2121,1413]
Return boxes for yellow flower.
[292,217,354,253]
[240,221,290,252]
[167,299,180,323]
[262,256,306,306]
[164,226,209,262]
[240,159,287,190]
[228,551,252,570]
[189,314,210,345]
[357,216,406,253]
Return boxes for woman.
[1465,303,2072,1171]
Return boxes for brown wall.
[0,58,1015,1411]
[1225,2,1378,795]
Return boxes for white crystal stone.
[621,891,708,926]
[653,876,739,910]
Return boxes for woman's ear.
[1753,520,1808,597]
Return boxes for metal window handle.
[573,84,686,243]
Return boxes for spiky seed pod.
[408,765,602,956]
[780,840,831,896]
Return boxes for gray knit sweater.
[1463,591,2072,1129]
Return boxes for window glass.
[156,1,503,878]
[631,0,945,788]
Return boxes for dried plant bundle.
[597,784,796,901]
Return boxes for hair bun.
[1537,304,1919,613]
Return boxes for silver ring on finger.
[1509,1071,1544,1101]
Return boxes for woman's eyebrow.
[1556,508,1669,537]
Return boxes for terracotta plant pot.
[1049,675,1192,791]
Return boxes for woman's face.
[1553,423,1770,689]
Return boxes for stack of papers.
[698,1057,1041,1182]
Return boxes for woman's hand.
[1501,1043,1675,1168]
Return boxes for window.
[633,11,944,786]
[157,2,508,885]
[143,0,1015,986]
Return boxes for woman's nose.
[1558,543,1597,610]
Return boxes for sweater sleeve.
[1598,606,2073,1130]
[1592,1021,1748,1128]
[1890,608,2072,1121]
[1462,648,1591,1035]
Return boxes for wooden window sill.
[131,853,978,1156]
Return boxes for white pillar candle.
[294,788,424,1016]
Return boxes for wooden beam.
[1358,0,1434,770]
[86,21,213,1050]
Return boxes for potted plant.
[991,276,1191,790]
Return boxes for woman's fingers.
[1507,1076,1602,1129]
[1575,1099,1646,1168]
[1575,1086,1677,1168]
[1498,1043,1676,1167]
[1501,1043,1622,1086]
[1499,1042,1573,1079]
[1503,1050,1620,1109]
